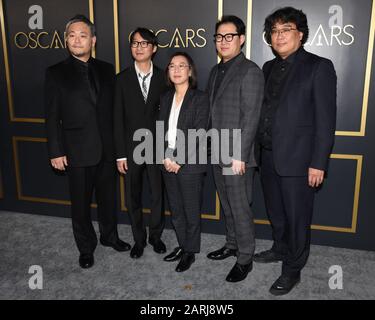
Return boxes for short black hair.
[215,15,246,36]
[65,14,95,37]
[264,7,309,45]
[130,27,158,47]
[166,51,198,89]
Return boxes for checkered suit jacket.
[207,52,264,167]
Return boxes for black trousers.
[260,149,315,277]
[125,163,164,246]
[67,161,118,255]
[163,171,204,253]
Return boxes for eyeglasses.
[168,64,190,71]
[130,40,151,48]
[213,33,240,42]
[270,27,297,37]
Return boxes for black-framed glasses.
[168,63,190,71]
[270,27,297,37]
[213,33,240,42]
[130,40,151,48]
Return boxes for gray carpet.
[0,210,374,300]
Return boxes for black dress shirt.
[71,56,98,103]
[258,48,301,150]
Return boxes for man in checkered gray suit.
[206,15,264,283]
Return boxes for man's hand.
[171,162,181,174]
[232,159,246,175]
[163,158,173,172]
[163,158,181,174]
[117,159,128,174]
[51,156,67,171]
[308,167,325,187]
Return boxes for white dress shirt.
[135,61,153,95]
[117,61,154,162]
[168,93,183,150]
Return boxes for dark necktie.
[88,65,98,101]
[140,72,151,102]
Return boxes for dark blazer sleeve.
[234,64,264,162]
[113,75,127,159]
[44,68,64,159]
[310,59,337,170]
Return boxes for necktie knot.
[140,72,151,102]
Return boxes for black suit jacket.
[256,48,337,176]
[45,56,116,167]
[158,88,209,174]
[113,65,167,163]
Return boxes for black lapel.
[163,90,175,134]
[263,59,276,96]
[208,67,218,107]
[264,59,276,83]
[146,66,161,107]
[177,88,194,130]
[130,65,147,104]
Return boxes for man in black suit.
[114,28,167,259]
[254,7,337,295]
[45,15,130,269]
[206,16,264,283]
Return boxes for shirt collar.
[276,46,302,64]
[219,51,242,70]
[70,55,93,67]
[134,61,153,78]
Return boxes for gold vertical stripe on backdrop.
[113,0,120,73]
[89,0,96,58]
[0,0,16,122]
[246,0,252,59]
[217,0,223,63]
[335,0,375,136]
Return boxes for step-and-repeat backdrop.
[1,0,374,251]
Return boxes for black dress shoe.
[225,262,253,282]
[176,253,195,272]
[100,238,131,252]
[164,247,183,262]
[130,244,144,259]
[269,275,301,296]
[149,239,167,254]
[207,246,237,260]
[253,249,285,263]
[79,254,94,269]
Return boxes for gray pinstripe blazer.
[207,52,264,167]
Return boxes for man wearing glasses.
[114,28,167,259]
[254,7,337,295]
[206,16,264,283]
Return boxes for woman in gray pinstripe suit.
[158,52,209,272]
